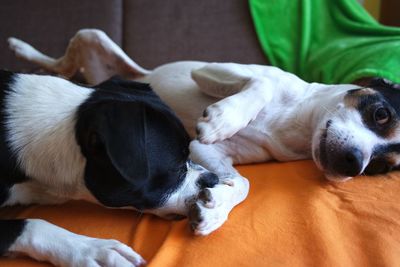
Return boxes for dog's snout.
[333,148,364,177]
[196,172,219,189]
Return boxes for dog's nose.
[332,148,364,177]
[197,172,219,188]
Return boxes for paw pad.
[198,188,215,208]
[188,203,203,228]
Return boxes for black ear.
[76,79,191,209]
[76,101,150,207]
[368,77,399,88]
[96,102,148,181]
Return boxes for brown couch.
[0,0,267,72]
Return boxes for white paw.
[67,238,146,267]
[197,98,249,144]
[8,37,38,61]
[188,182,236,236]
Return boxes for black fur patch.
[0,219,26,255]
[364,143,400,175]
[373,143,400,155]
[76,77,191,210]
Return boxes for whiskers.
[321,104,346,121]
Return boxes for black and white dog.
[0,70,224,266]
[7,29,400,265]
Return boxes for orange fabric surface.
[1,160,400,266]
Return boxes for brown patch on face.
[344,88,377,108]
[385,152,400,166]
[352,77,375,86]
[384,121,400,140]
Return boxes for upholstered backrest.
[0,0,267,71]
[0,0,123,71]
[123,0,267,69]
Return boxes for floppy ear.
[76,77,190,208]
[76,101,150,207]
[99,102,148,181]
[191,63,253,98]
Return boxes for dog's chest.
[243,108,312,161]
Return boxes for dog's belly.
[135,61,318,165]
[137,61,218,137]
[137,61,308,162]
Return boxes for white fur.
[3,182,67,206]
[192,182,247,235]
[5,74,93,200]
[9,219,145,267]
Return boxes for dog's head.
[76,77,217,210]
[312,78,400,181]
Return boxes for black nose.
[197,172,219,188]
[332,148,364,177]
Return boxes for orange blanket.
[1,160,399,266]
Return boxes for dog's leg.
[8,29,149,84]
[193,64,273,143]
[193,63,309,143]
[149,139,251,236]
[0,184,145,266]
[186,140,250,235]
[1,219,145,267]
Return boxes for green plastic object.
[249,0,400,84]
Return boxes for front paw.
[66,238,146,267]
[196,99,247,144]
[188,184,232,236]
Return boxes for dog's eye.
[374,107,391,125]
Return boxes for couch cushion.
[123,0,268,69]
[0,0,123,71]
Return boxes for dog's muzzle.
[318,121,364,179]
